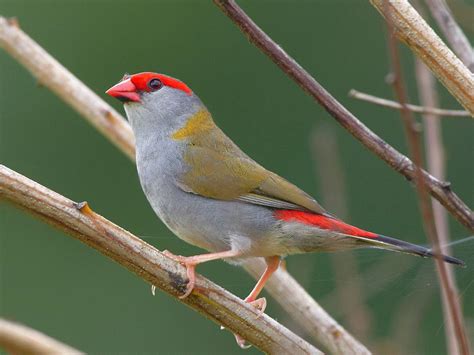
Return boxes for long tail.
[361,234,465,266]
[275,210,465,266]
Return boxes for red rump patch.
[130,72,192,95]
[275,210,378,238]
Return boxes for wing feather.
[174,109,326,214]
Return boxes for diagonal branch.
[348,89,470,117]
[0,15,370,354]
[424,0,474,71]
[0,164,321,354]
[211,2,473,231]
[0,318,84,355]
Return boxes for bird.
[106,71,464,344]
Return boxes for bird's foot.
[162,250,196,299]
[234,334,252,349]
[244,296,267,318]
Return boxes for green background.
[1,0,473,353]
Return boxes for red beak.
[106,78,141,102]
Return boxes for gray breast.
[135,138,276,254]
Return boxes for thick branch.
[369,0,474,115]
[0,15,370,354]
[424,0,474,71]
[0,319,83,355]
[0,165,320,354]
[349,89,470,117]
[211,2,473,231]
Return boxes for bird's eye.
[148,78,163,91]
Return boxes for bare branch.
[384,4,471,353]
[210,2,473,230]
[349,89,470,117]
[0,165,321,354]
[0,15,371,354]
[0,17,135,160]
[424,0,474,71]
[0,318,83,355]
[415,54,461,355]
[369,0,474,115]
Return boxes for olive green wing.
[178,146,327,215]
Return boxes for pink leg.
[163,249,242,299]
[235,256,281,348]
[245,256,281,306]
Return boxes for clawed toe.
[245,297,267,318]
[234,333,252,349]
[162,250,186,263]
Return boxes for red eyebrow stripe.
[130,72,192,95]
[275,210,378,238]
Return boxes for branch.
[415,44,461,354]
[0,15,370,354]
[0,165,321,354]
[210,2,473,231]
[349,89,470,117]
[384,4,470,353]
[424,0,474,71]
[0,17,135,161]
[369,0,474,115]
[0,318,83,355]
[243,260,371,355]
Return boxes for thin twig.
[0,318,84,355]
[369,0,474,115]
[209,2,473,230]
[0,16,369,354]
[349,89,470,117]
[415,52,461,354]
[424,0,474,71]
[0,165,321,354]
[384,3,471,353]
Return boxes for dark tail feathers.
[372,234,465,267]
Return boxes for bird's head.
[106,72,205,139]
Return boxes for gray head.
[106,72,205,139]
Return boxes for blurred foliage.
[0,0,473,354]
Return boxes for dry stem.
[349,89,470,117]
[0,319,83,355]
[0,165,321,354]
[369,0,474,115]
[415,55,461,355]
[384,4,470,353]
[0,15,370,354]
[424,0,474,71]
